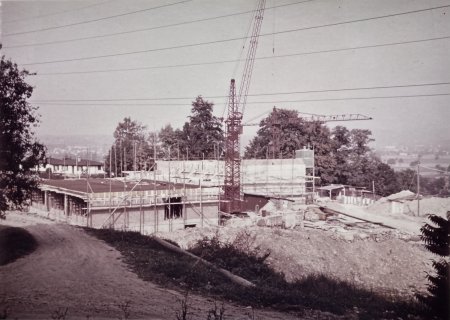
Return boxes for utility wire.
[3,0,192,37]
[20,5,450,66]
[4,0,315,48]
[419,165,450,174]
[30,93,450,106]
[29,35,450,75]
[3,1,113,24]
[30,81,450,102]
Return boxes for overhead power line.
[4,0,315,48]
[419,165,450,174]
[30,93,450,106]
[29,81,450,102]
[30,35,450,75]
[3,1,113,24]
[3,0,192,37]
[20,4,450,66]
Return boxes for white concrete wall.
[132,159,306,196]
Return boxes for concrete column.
[64,194,68,216]
[44,190,49,211]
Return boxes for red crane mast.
[223,0,266,213]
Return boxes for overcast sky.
[1,0,449,148]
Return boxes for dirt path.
[0,213,302,320]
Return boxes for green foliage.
[418,213,450,319]
[395,169,417,193]
[159,124,182,159]
[243,108,401,193]
[394,169,449,196]
[0,53,46,217]
[104,117,154,176]
[0,226,38,265]
[157,96,224,160]
[244,108,336,185]
[172,96,224,160]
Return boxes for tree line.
[103,96,224,176]
[104,105,448,197]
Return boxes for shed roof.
[386,190,416,201]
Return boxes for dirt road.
[0,213,300,320]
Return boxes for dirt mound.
[161,225,434,297]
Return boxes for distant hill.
[38,134,114,148]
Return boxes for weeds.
[175,292,191,320]
[51,307,68,320]
[206,301,225,320]
[117,300,131,320]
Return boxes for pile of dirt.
[160,224,434,297]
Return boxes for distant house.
[38,157,105,176]
[385,190,418,214]
[317,184,376,205]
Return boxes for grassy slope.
[85,228,424,320]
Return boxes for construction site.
[1,0,449,319]
[27,0,377,233]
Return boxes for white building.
[38,157,105,176]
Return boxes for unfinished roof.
[40,178,200,194]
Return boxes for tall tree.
[104,117,152,176]
[243,108,400,191]
[159,124,182,159]
[174,96,224,160]
[244,108,335,184]
[0,53,46,218]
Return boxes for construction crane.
[223,0,266,213]
[243,110,373,126]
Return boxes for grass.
[85,228,424,320]
[0,226,38,266]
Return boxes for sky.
[1,0,450,148]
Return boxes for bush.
[0,226,38,265]
[417,213,450,319]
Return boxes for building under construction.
[31,177,220,233]
[29,150,315,233]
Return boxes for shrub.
[0,226,38,265]
[417,212,450,319]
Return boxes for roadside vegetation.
[0,226,38,266]
[417,213,449,319]
[86,227,423,320]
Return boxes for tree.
[174,96,224,160]
[244,109,381,186]
[0,53,46,218]
[395,169,417,193]
[159,124,183,159]
[104,117,153,176]
[418,213,449,319]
